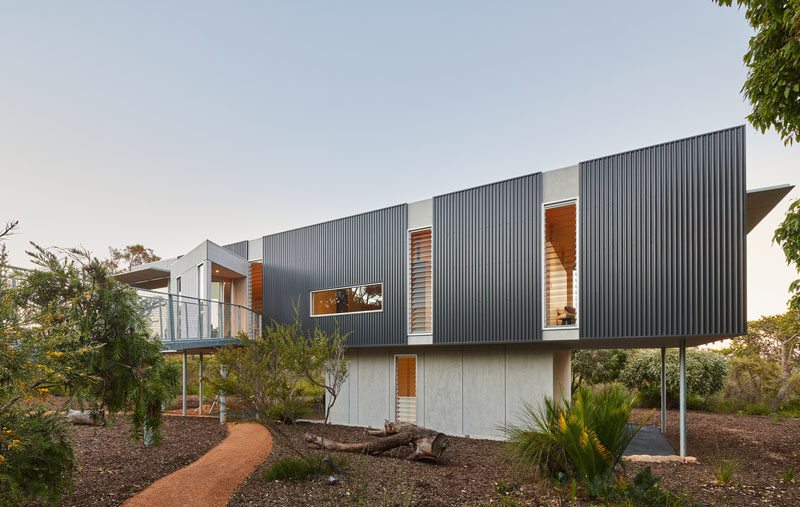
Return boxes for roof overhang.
[746,184,794,234]
[114,267,171,289]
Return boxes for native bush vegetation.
[505,386,684,503]
[212,312,347,457]
[506,386,638,484]
[0,222,178,504]
[571,349,628,392]
[505,386,691,504]
[620,349,728,408]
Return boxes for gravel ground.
[59,415,228,506]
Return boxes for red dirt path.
[124,422,272,507]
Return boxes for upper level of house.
[118,126,793,350]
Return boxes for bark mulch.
[228,422,558,506]
[60,416,228,507]
[628,408,800,506]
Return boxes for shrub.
[571,349,628,391]
[621,349,728,408]
[0,407,75,506]
[267,399,312,423]
[505,385,642,485]
[263,455,344,482]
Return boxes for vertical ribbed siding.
[579,126,746,340]
[433,173,542,343]
[222,241,249,259]
[261,205,407,347]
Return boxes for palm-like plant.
[506,385,646,484]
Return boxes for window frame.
[393,353,418,423]
[309,282,385,318]
[407,226,433,336]
[541,198,580,330]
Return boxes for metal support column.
[167,294,175,341]
[679,338,687,458]
[661,347,667,434]
[219,364,227,425]
[198,353,203,415]
[182,351,187,417]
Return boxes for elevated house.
[117,126,793,455]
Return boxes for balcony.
[136,289,261,352]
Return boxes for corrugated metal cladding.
[261,205,407,347]
[222,241,248,259]
[579,126,747,340]
[433,173,543,344]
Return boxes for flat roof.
[746,184,794,233]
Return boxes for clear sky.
[1,1,798,320]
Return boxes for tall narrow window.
[544,202,577,327]
[249,262,262,314]
[395,356,416,423]
[409,228,432,334]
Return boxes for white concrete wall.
[328,343,570,439]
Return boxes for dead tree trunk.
[304,420,448,461]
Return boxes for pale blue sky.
[1,1,798,319]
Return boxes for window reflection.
[311,283,383,316]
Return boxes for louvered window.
[544,202,577,327]
[395,356,416,423]
[409,228,432,334]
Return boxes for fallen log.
[305,420,448,461]
[66,409,103,426]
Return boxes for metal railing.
[136,289,261,343]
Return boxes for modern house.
[117,126,792,452]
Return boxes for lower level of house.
[327,344,571,439]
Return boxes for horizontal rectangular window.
[311,283,383,316]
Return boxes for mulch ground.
[628,408,800,505]
[228,422,558,506]
[59,416,228,507]
[230,412,800,506]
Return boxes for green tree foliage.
[1,228,180,504]
[571,349,628,392]
[774,200,800,310]
[212,314,347,455]
[15,244,179,442]
[1,224,77,504]
[715,1,800,144]
[728,312,800,408]
[620,349,728,407]
[103,244,161,273]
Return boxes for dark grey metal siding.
[222,241,248,259]
[261,205,407,347]
[433,173,543,343]
[579,125,747,340]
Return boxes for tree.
[104,244,161,273]
[620,349,728,407]
[714,1,800,145]
[730,312,800,408]
[1,224,178,504]
[15,244,179,441]
[1,224,77,504]
[774,200,800,310]
[571,349,628,392]
[212,314,347,457]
